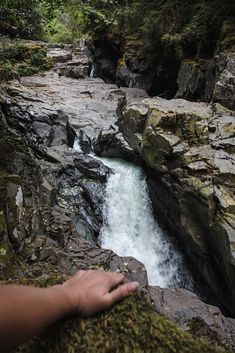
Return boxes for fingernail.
[129,281,140,291]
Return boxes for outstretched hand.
[0,270,139,352]
[60,270,139,317]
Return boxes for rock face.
[47,47,73,63]
[176,19,235,110]
[91,20,234,109]
[149,286,235,350]
[56,53,91,79]
[116,58,152,91]
[113,97,235,316]
[212,53,235,110]
[176,53,235,110]
[176,59,210,100]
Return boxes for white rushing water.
[98,157,191,288]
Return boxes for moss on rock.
[10,277,228,353]
[0,39,53,80]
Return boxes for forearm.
[0,284,70,352]
[0,271,139,352]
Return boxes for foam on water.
[98,157,191,288]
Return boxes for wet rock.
[74,155,109,182]
[149,286,235,350]
[36,145,108,242]
[3,85,77,149]
[14,71,123,139]
[47,48,72,63]
[56,54,90,79]
[93,125,141,163]
[74,129,91,153]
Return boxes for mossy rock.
[0,39,53,79]
[11,277,228,353]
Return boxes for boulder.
[93,125,142,163]
[149,286,235,350]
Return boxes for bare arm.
[0,270,139,352]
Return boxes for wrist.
[47,285,75,318]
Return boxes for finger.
[104,281,139,307]
[105,272,125,290]
[74,270,85,278]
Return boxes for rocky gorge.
[0,40,235,352]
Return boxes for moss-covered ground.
[6,276,228,353]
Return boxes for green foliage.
[37,1,75,44]
[1,0,234,50]
[16,63,39,76]
[0,0,42,39]
[69,0,234,59]
[0,39,53,78]
[42,11,75,43]
[72,0,119,34]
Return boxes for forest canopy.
[0,0,234,57]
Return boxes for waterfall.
[73,138,83,153]
[98,157,192,288]
[78,38,85,48]
[73,138,192,288]
[90,64,95,78]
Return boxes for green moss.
[9,277,228,353]
[16,63,39,76]
[188,317,231,351]
[0,39,52,80]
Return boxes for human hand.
[59,270,139,317]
